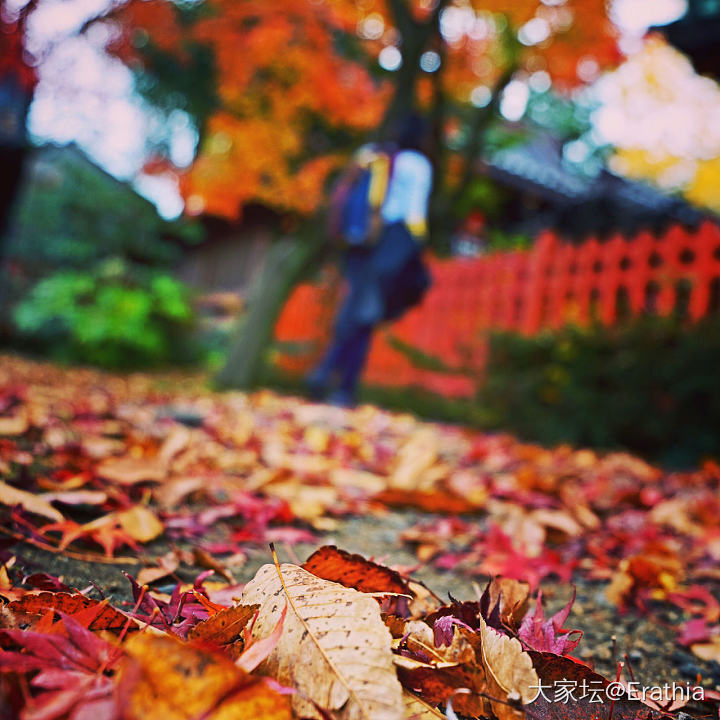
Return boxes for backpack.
[328,148,394,247]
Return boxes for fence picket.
[274,222,720,397]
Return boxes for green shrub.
[477,317,720,466]
[13,260,194,369]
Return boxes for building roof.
[484,132,710,238]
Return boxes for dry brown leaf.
[262,481,338,522]
[188,603,258,656]
[401,621,474,667]
[81,435,125,460]
[478,615,538,720]
[331,467,387,495]
[691,636,720,662]
[650,498,704,537]
[154,475,205,509]
[116,505,164,543]
[241,562,404,720]
[529,508,584,538]
[262,440,334,475]
[158,425,192,466]
[96,456,167,485]
[402,691,445,719]
[486,577,530,630]
[0,407,29,436]
[391,429,438,490]
[447,470,488,507]
[192,548,235,583]
[407,580,443,620]
[119,632,292,720]
[137,551,180,585]
[0,480,63,522]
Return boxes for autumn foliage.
[101,0,620,220]
[1,355,720,717]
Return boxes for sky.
[17,0,691,220]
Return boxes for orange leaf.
[118,633,293,720]
[303,545,411,597]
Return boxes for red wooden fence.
[274,221,720,398]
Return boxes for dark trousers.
[311,321,373,397]
[311,222,425,399]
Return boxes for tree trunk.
[215,232,325,389]
[379,0,449,139]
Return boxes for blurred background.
[2,0,720,466]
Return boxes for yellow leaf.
[391,429,438,490]
[116,506,164,543]
[119,633,292,720]
[0,407,29,436]
[96,456,167,485]
[0,480,63,522]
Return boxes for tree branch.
[451,63,516,206]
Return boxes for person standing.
[308,115,433,406]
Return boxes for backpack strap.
[367,152,391,210]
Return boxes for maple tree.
[0,0,623,381]
[104,0,619,220]
[83,0,620,387]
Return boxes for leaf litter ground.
[1,354,720,719]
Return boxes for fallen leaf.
[0,613,121,718]
[478,614,538,720]
[0,407,29,436]
[188,604,258,647]
[374,489,477,514]
[395,663,488,718]
[39,490,108,506]
[402,691,445,719]
[154,475,205,509]
[390,429,438,490]
[527,651,661,720]
[262,481,338,523]
[330,467,386,495]
[116,505,164,543]
[484,577,530,631]
[302,545,411,597]
[241,562,405,720]
[118,633,292,720]
[96,456,167,485]
[0,479,64,522]
[192,548,235,583]
[2,592,135,633]
[690,635,720,662]
[236,601,286,673]
[136,551,180,586]
[518,590,582,655]
[158,425,192,466]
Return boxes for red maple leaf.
[0,614,122,720]
[518,589,583,656]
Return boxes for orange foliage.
[107,0,619,219]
